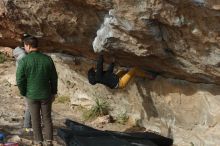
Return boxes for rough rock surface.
[52,53,220,146]
[93,0,220,84]
[1,0,220,84]
[0,0,220,145]
[0,0,111,56]
[0,53,219,145]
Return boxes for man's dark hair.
[23,36,38,48]
[88,68,96,85]
[20,33,32,47]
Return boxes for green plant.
[83,98,109,120]
[116,112,129,125]
[0,53,6,63]
[55,95,70,103]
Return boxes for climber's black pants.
[95,54,115,81]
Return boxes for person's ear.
[27,45,31,50]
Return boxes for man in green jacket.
[16,36,58,146]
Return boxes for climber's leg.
[95,54,104,80]
[106,62,115,74]
[135,68,157,79]
[116,70,128,78]
[118,68,137,88]
[118,67,157,88]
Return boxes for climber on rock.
[88,54,157,89]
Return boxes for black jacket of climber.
[88,55,119,89]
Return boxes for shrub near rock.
[83,98,110,120]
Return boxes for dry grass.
[83,98,109,120]
[55,95,70,104]
[116,112,129,125]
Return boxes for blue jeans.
[24,99,32,128]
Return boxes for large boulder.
[0,0,220,84]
